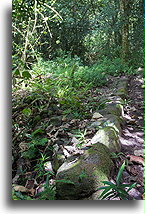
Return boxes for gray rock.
[134,149,143,157]
[90,126,121,152]
[98,103,124,117]
[116,78,128,99]
[52,153,66,172]
[90,114,121,134]
[56,143,113,200]
[44,161,54,173]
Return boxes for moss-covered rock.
[52,153,66,172]
[116,88,127,99]
[116,78,128,99]
[56,143,113,200]
[90,114,122,133]
[98,103,123,117]
[118,78,128,89]
[90,126,121,152]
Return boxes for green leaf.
[13,69,20,76]
[111,152,125,159]
[101,190,116,200]
[32,128,44,136]
[22,147,37,159]
[119,184,134,188]
[56,40,60,44]
[115,192,128,200]
[97,186,112,191]
[22,108,32,117]
[22,71,31,79]
[127,183,136,192]
[98,186,113,199]
[101,181,116,188]
[116,161,126,186]
[117,188,129,197]
[39,138,48,146]
[45,174,50,187]
[119,195,128,200]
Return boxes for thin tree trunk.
[120,0,129,62]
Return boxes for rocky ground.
[12,71,144,200]
[120,72,144,199]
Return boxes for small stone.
[44,161,54,173]
[128,188,142,200]
[92,112,104,120]
[134,149,143,157]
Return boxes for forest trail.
[12,72,144,200]
[120,72,144,199]
[11,0,143,201]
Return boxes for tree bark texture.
[120,0,130,62]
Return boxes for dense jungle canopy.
[12,0,143,74]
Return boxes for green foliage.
[22,71,32,79]
[21,136,48,159]
[97,99,112,110]
[79,170,87,182]
[97,161,136,200]
[14,55,133,120]
[22,108,32,117]
[32,128,45,136]
[73,129,87,148]
[110,152,126,159]
[37,185,56,200]
[32,56,130,88]
[12,0,143,80]
[36,175,56,200]
[12,189,34,200]
[37,175,75,200]
[34,153,52,178]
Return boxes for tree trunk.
[120,0,130,62]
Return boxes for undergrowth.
[12,55,136,200]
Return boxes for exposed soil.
[120,72,144,200]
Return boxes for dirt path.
[120,72,144,200]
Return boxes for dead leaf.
[13,185,28,192]
[19,142,29,152]
[127,155,144,166]
[25,179,35,189]
[138,116,143,120]
[70,119,79,124]
[60,123,70,129]
[126,165,139,176]
[62,116,67,122]
[27,188,35,196]
[71,137,80,144]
